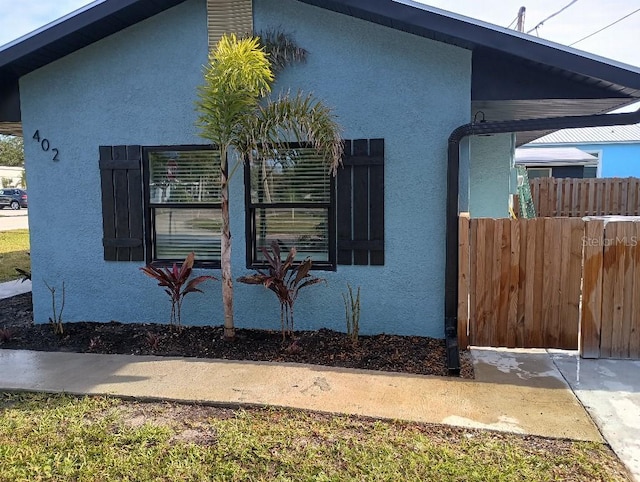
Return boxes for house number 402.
[32,130,60,162]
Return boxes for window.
[245,144,335,269]
[526,167,551,179]
[143,146,222,267]
[100,139,384,267]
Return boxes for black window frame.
[142,144,223,269]
[244,142,337,271]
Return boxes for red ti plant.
[237,241,325,340]
[140,252,216,329]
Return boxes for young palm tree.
[196,33,342,340]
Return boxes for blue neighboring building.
[520,123,640,178]
[0,0,639,344]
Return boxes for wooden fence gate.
[458,214,640,359]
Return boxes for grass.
[0,392,628,481]
[0,229,29,282]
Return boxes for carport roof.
[1,0,640,143]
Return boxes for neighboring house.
[519,123,640,178]
[0,165,25,187]
[514,147,599,179]
[0,0,639,343]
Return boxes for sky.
[0,0,638,67]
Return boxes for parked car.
[0,188,28,210]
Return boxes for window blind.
[149,150,221,204]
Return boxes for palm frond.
[239,91,343,174]
[258,30,308,74]
[195,34,274,148]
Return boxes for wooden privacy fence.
[458,214,640,359]
[582,220,640,359]
[524,177,640,217]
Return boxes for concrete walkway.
[0,278,31,299]
[552,352,640,482]
[0,347,600,442]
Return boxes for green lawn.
[0,229,29,282]
[0,392,628,481]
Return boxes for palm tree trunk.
[221,146,235,339]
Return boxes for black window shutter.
[336,138,384,266]
[99,145,144,261]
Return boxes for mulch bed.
[0,292,474,378]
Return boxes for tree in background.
[0,136,24,167]
[195,33,342,340]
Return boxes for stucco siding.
[468,134,513,218]
[596,144,640,177]
[21,0,471,337]
[21,0,211,327]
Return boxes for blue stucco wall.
[468,134,514,218]
[21,0,471,337]
[595,144,640,177]
[519,142,640,178]
[597,144,640,177]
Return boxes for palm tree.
[196,33,342,340]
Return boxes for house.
[1,0,640,362]
[514,147,599,179]
[519,123,640,178]
[0,166,25,188]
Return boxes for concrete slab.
[551,351,640,482]
[0,209,28,231]
[0,348,601,442]
[0,279,31,299]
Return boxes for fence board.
[474,219,488,346]
[497,218,511,346]
[581,220,605,358]
[542,218,555,345]
[469,218,478,347]
[564,219,584,348]
[571,181,580,217]
[630,179,639,216]
[488,219,499,346]
[540,180,550,217]
[508,219,520,347]
[619,222,635,358]
[610,222,628,358]
[612,180,620,214]
[587,179,596,215]
[562,181,572,217]
[600,222,617,358]
[557,219,571,347]
[524,219,536,346]
[531,218,546,346]
[457,213,470,350]
[631,223,640,358]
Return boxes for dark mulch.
[0,292,474,378]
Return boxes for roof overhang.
[515,147,599,165]
[298,0,640,145]
[0,0,187,135]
